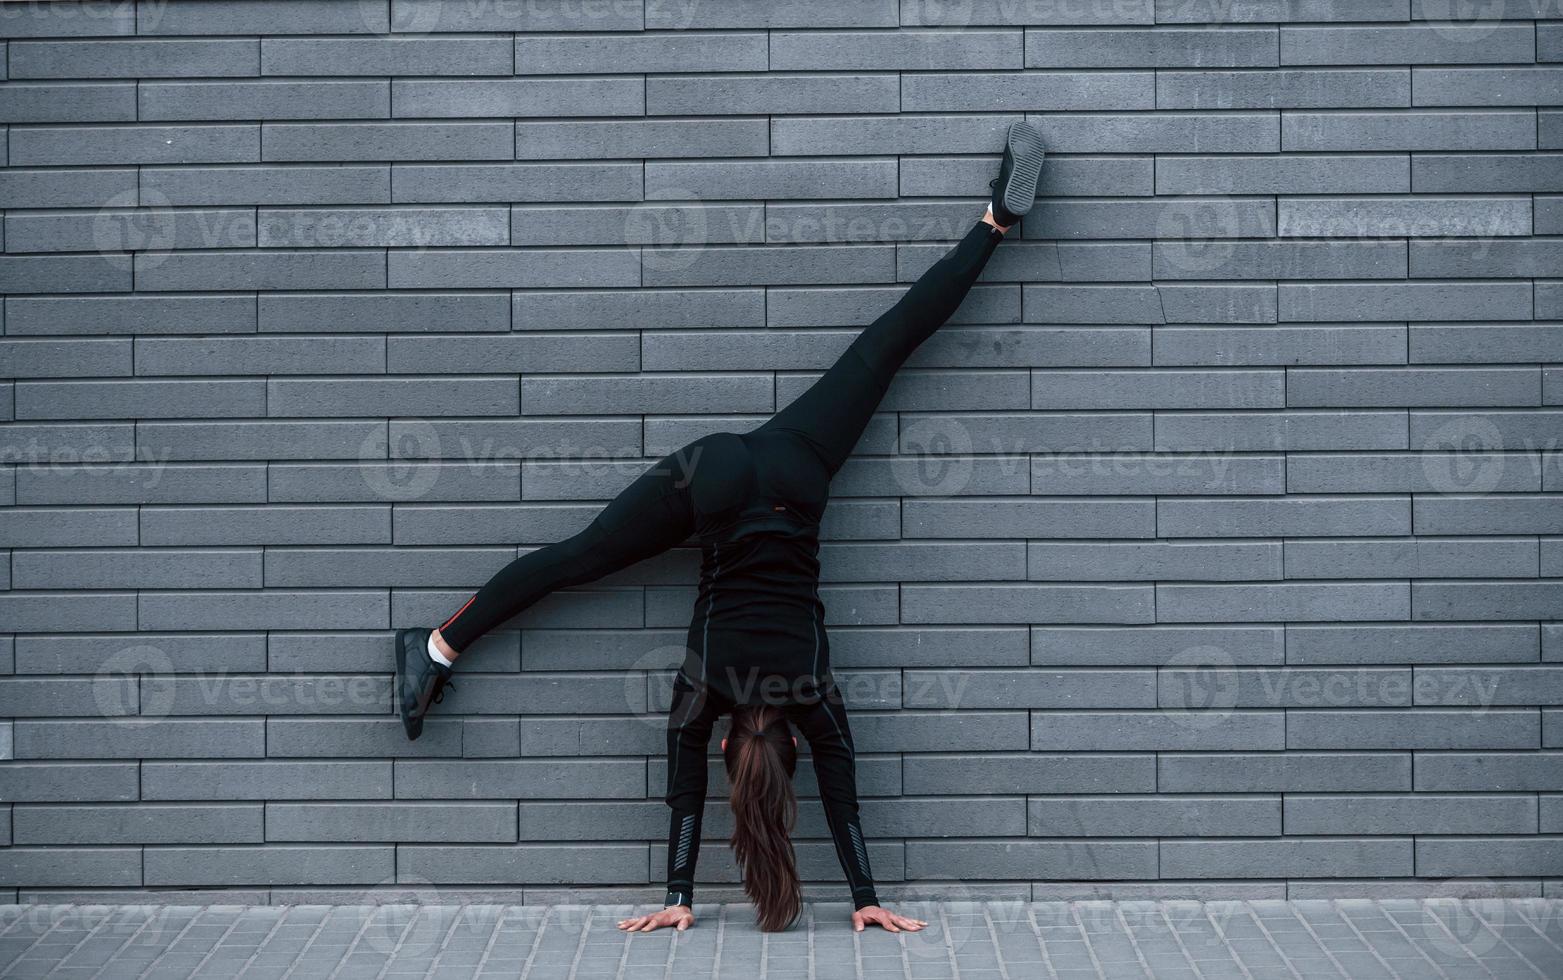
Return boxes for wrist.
[664,887,692,908]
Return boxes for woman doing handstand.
[394,122,1047,934]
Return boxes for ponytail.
[724,705,802,931]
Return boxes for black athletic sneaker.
[988,121,1046,227]
[396,626,453,741]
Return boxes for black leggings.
[438,219,1003,652]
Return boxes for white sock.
[427,633,453,668]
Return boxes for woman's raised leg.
[753,216,1004,476]
[754,121,1044,476]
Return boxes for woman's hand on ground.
[852,905,927,933]
[617,905,695,932]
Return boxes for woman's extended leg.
[438,446,700,654]
[397,442,701,739]
[753,216,1004,476]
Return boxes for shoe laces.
[430,676,455,705]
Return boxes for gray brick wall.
[0,0,1559,904]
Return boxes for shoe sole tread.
[1000,122,1046,219]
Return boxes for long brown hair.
[723,704,801,931]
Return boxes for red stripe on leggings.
[440,595,476,633]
